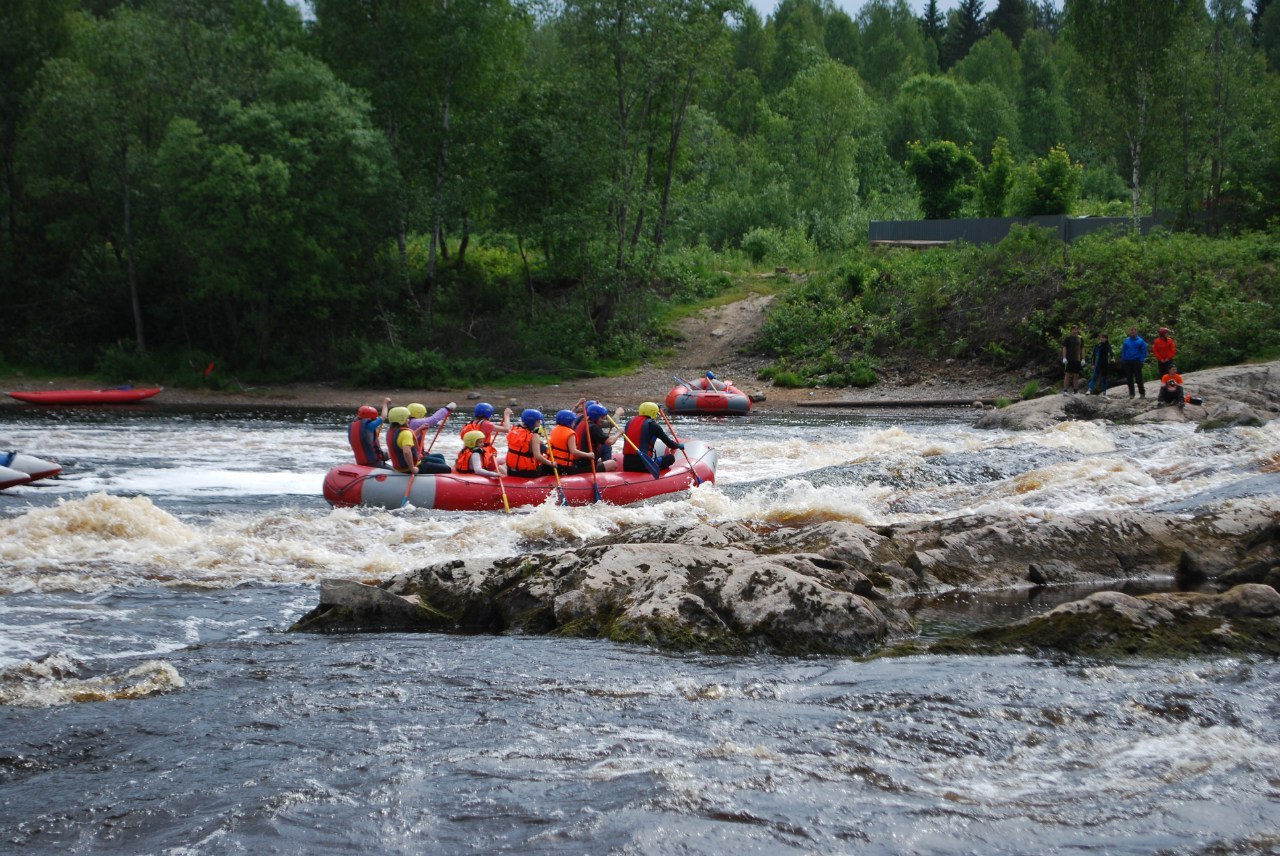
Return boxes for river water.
[2,404,1278,854]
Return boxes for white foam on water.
[0,654,184,707]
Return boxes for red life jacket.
[459,419,495,442]
[624,415,652,459]
[455,443,497,474]
[506,426,539,475]
[575,421,594,456]
[548,425,575,468]
[386,424,418,472]
[348,418,386,466]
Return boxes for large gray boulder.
[293,502,1278,655]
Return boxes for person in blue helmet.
[459,402,511,444]
[576,402,622,472]
[700,370,729,392]
[546,408,595,473]
[505,409,555,478]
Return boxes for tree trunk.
[121,141,145,354]
[426,88,450,324]
[653,67,696,251]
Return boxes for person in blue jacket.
[1120,326,1148,399]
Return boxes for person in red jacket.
[1152,327,1177,378]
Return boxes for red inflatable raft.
[665,375,751,415]
[324,439,717,511]
[6,386,162,405]
[0,451,62,489]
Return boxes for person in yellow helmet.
[407,400,456,451]
[455,429,503,478]
[622,401,682,473]
[384,406,421,474]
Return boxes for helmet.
[706,371,716,380]
[408,403,427,419]
[638,401,660,418]
[388,406,410,424]
[474,402,495,420]
[555,409,575,427]
[463,429,486,449]
[357,405,378,419]
[586,403,608,421]
[521,408,543,428]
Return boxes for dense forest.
[2,0,1278,388]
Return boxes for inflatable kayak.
[324,439,717,511]
[0,451,62,489]
[665,375,751,415]
[6,386,162,405]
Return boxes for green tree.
[952,30,1022,102]
[976,136,1015,215]
[1017,29,1075,157]
[1066,0,1195,227]
[888,74,973,161]
[941,0,987,70]
[965,82,1020,163]
[1009,144,1081,215]
[987,0,1032,47]
[855,0,930,98]
[906,139,979,218]
[155,51,395,366]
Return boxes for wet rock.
[371,543,906,656]
[933,584,1280,657]
[290,578,449,633]
[1198,400,1264,431]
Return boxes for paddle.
[424,410,449,455]
[496,473,511,513]
[537,424,567,505]
[400,468,417,508]
[607,415,661,479]
[671,374,697,391]
[658,408,702,486]
[583,420,604,503]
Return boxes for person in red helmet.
[348,397,391,467]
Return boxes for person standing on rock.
[1061,325,1085,394]
[1087,332,1112,397]
[1152,327,1177,378]
[1121,327,1148,399]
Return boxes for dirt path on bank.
[1,287,1025,413]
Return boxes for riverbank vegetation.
[2,0,1278,389]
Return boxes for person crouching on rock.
[349,397,391,468]
[455,430,504,478]
[623,402,683,473]
[1157,371,1185,409]
[505,409,556,478]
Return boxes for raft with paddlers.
[322,438,717,511]
[665,372,751,416]
[0,451,62,489]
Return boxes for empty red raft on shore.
[323,439,717,511]
[6,386,162,405]
[665,377,751,415]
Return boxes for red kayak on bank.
[323,439,717,511]
[6,386,162,405]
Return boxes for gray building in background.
[869,215,1161,248]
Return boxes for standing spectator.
[1061,324,1085,394]
[1152,327,1177,378]
[1088,332,1112,397]
[1120,326,1148,399]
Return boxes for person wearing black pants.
[1120,326,1148,399]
